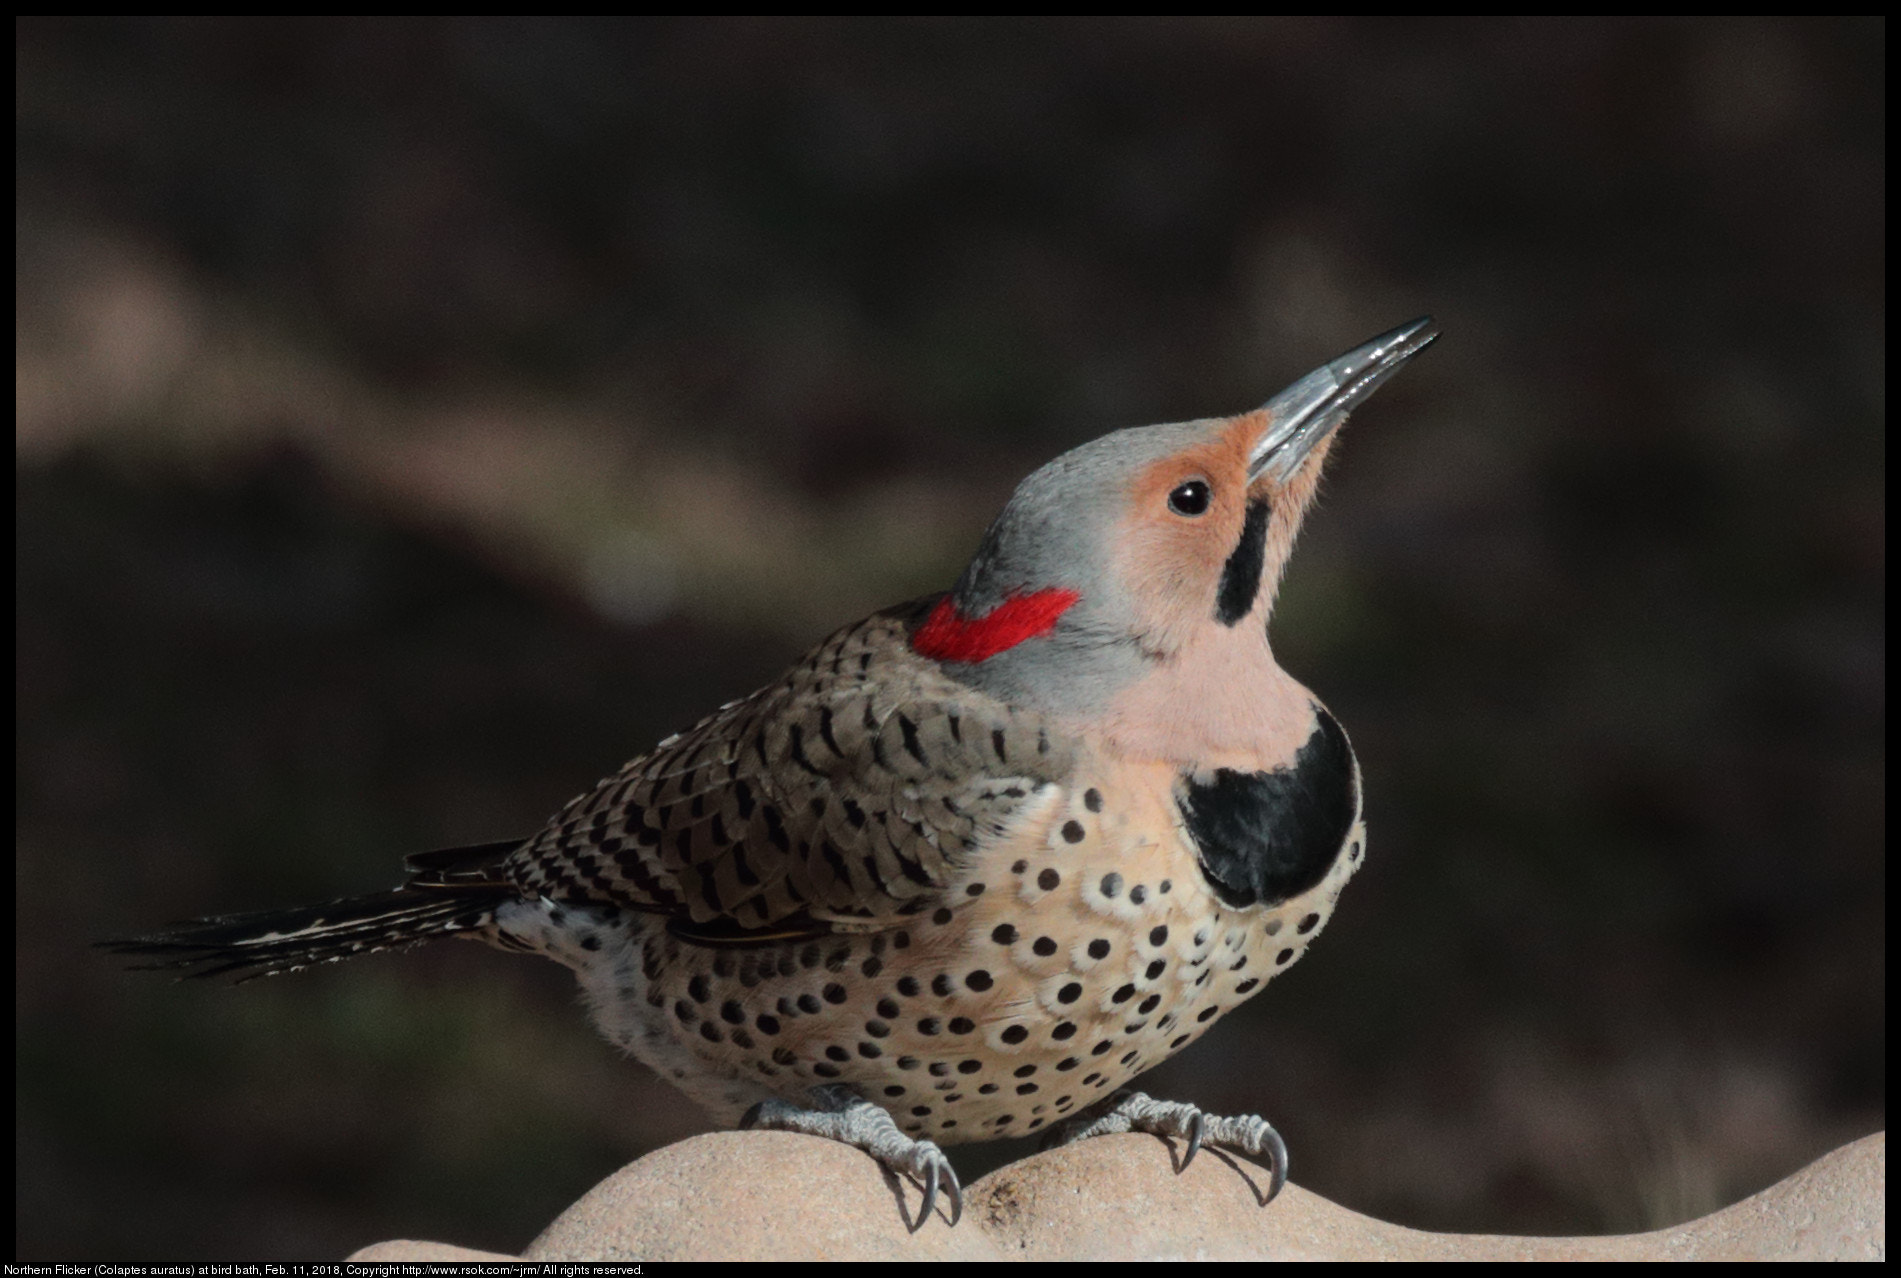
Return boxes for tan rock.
[977,1130,1885,1262]
[348,1240,521,1261]
[348,1129,1885,1261]
[525,1131,998,1261]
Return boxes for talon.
[943,1158,963,1227]
[1181,1110,1205,1171]
[915,1156,939,1230]
[1263,1125,1289,1203]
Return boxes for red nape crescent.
[911,588,1080,663]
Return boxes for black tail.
[100,841,522,983]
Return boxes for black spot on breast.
[1180,704,1358,909]
[1214,497,1271,626]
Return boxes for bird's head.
[913,319,1438,739]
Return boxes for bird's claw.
[1043,1089,1288,1202]
[1180,1108,1206,1171]
[741,1085,961,1228]
[912,1145,963,1229]
[916,1154,939,1227]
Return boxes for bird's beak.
[1248,317,1440,484]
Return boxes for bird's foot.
[1040,1088,1288,1203]
[740,1083,962,1228]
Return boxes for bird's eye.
[1167,479,1211,517]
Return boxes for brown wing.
[501,599,1076,940]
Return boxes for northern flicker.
[105,318,1439,1228]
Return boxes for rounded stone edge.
[343,1128,1885,1262]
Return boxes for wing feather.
[500,599,1074,939]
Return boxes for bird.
[104,317,1439,1230]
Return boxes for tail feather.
[98,884,510,983]
[403,838,521,886]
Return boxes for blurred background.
[17,16,1883,1258]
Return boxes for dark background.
[17,16,1883,1258]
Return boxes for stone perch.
[349,1128,1884,1262]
